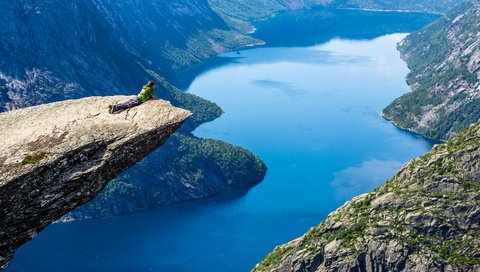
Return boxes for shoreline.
[334,7,444,16]
[380,112,444,144]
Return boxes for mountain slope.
[254,122,480,271]
[208,0,327,32]
[383,0,480,141]
[0,0,257,110]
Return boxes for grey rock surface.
[0,96,190,268]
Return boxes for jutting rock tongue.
[0,96,191,269]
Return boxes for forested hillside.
[383,0,480,141]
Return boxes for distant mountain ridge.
[330,0,463,14]
[383,0,480,141]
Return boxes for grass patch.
[22,152,47,165]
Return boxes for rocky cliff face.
[383,0,480,141]
[0,96,190,268]
[254,122,480,272]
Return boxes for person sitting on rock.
[109,81,155,113]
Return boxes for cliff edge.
[0,96,190,268]
[254,122,480,272]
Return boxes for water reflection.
[175,8,438,89]
[330,159,403,200]
[252,8,439,47]
[253,79,309,100]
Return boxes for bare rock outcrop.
[0,96,190,268]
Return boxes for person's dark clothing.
[114,97,142,111]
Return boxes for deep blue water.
[8,9,437,272]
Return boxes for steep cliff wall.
[254,122,480,272]
[383,0,480,141]
[0,96,190,268]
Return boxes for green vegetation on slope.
[208,0,321,21]
[69,133,267,219]
[160,28,260,72]
[208,0,462,32]
[383,0,480,141]
[254,122,480,271]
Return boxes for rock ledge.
[0,96,190,268]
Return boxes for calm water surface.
[8,9,437,272]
